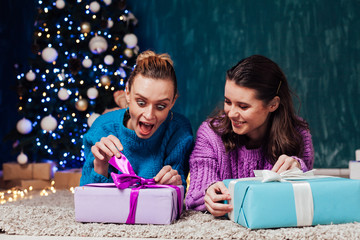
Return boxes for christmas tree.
[9,0,139,169]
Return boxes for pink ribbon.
[108,155,182,224]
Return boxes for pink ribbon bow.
[108,154,182,224]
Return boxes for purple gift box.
[74,155,184,225]
[74,183,184,224]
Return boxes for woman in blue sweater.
[80,50,194,189]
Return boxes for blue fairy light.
[63,153,68,157]
[28,98,32,102]
[37,142,41,146]
[41,99,45,103]
[56,24,61,28]
[44,145,48,149]
[17,75,21,79]
[44,107,48,112]
[46,97,50,102]
[125,10,129,14]
[59,43,63,47]
[74,118,78,122]
[64,17,69,22]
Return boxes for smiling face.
[224,79,279,144]
[125,74,176,139]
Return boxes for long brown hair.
[127,50,177,100]
[209,55,309,164]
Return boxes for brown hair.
[127,50,177,99]
[209,55,309,164]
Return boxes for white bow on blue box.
[223,168,360,229]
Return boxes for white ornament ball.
[87,87,99,99]
[89,36,108,54]
[58,88,70,101]
[87,113,101,127]
[104,55,114,65]
[17,152,28,165]
[16,118,32,134]
[103,0,112,5]
[55,0,65,9]
[42,47,58,63]
[123,34,138,48]
[89,1,101,13]
[82,58,93,68]
[41,115,58,132]
[107,19,114,28]
[25,70,36,81]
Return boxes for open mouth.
[139,121,155,135]
[232,120,246,127]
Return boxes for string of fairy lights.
[14,0,138,169]
[0,181,76,205]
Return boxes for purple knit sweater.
[185,120,314,211]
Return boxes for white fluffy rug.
[0,190,359,239]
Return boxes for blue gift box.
[223,177,360,229]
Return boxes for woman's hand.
[272,154,301,173]
[154,165,182,185]
[204,182,233,217]
[91,135,123,177]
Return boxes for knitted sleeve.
[163,113,194,190]
[291,127,314,172]
[185,121,223,211]
[80,111,122,186]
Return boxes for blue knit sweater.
[80,108,194,189]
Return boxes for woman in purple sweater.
[185,55,314,216]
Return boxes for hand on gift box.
[204,181,233,217]
[154,165,182,185]
[92,135,124,177]
[272,154,300,173]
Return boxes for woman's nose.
[143,105,155,120]
[227,106,239,119]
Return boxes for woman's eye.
[224,99,231,105]
[156,105,166,110]
[137,100,146,106]
[240,105,248,110]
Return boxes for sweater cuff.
[90,168,113,183]
[291,156,309,172]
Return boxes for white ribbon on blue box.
[223,168,360,229]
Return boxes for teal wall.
[131,0,360,168]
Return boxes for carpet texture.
[0,190,359,239]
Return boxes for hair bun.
[136,50,173,66]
